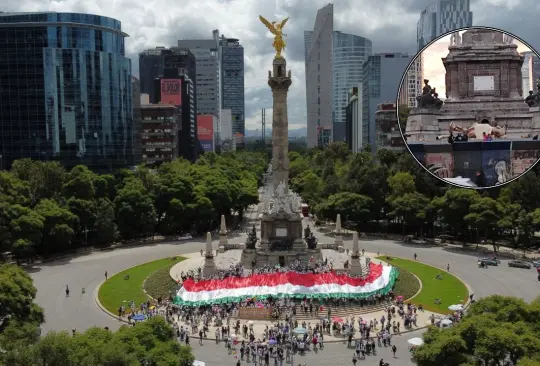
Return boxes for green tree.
[432,189,480,242]
[115,178,157,239]
[0,264,44,331]
[34,199,78,254]
[464,196,502,250]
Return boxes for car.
[508,260,532,269]
[533,260,540,268]
[177,235,193,241]
[478,257,499,266]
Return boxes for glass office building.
[0,12,134,170]
[220,37,245,148]
[332,32,372,142]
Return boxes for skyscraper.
[220,36,245,148]
[411,0,473,107]
[139,47,168,102]
[0,12,134,170]
[417,0,473,50]
[332,32,372,142]
[177,34,221,137]
[362,53,412,150]
[304,4,333,148]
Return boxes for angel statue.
[259,15,289,58]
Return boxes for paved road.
[28,204,537,365]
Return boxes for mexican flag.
[173,263,398,306]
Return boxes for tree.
[414,295,540,366]
[316,192,373,229]
[34,199,78,254]
[115,178,157,239]
[0,264,44,331]
[464,196,502,250]
[1,317,195,366]
[432,189,480,242]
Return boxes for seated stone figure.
[416,79,443,109]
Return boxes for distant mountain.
[245,127,306,138]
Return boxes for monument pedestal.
[404,109,443,143]
[335,235,345,253]
[203,255,216,278]
[349,255,362,276]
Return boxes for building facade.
[345,85,363,153]
[220,36,245,148]
[139,47,168,102]
[140,104,179,165]
[152,75,197,161]
[0,12,135,170]
[304,4,333,148]
[132,76,142,165]
[177,36,221,133]
[332,32,372,142]
[362,53,412,150]
[219,108,235,151]
[375,103,404,151]
[522,51,540,94]
[413,0,473,108]
[417,0,473,50]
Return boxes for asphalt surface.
[28,203,538,365]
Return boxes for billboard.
[512,149,540,176]
[160,79,182,106]
[424,152,454,179]
[197,115,214,152]
[482,149,511,186]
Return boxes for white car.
[177,235,193,241]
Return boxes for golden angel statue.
[259,15,289,58]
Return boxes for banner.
[174,264,398,306]
[160,79,182,105]
[425,152,454,178]
[197,115,214,152]
[482,149,511,186]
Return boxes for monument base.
[349,255,363,276]
[405,109,443,143]
[255,248,322,267]
[203,257,217,278]
[219,233,228,245]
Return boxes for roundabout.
[29,232,538,365]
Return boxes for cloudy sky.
[4,0,540,130]
[421,30,531,99]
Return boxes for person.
[66,285,70,297]
[447,264,450,272]
[414,253,417,261]
[105,271,108,280]
[392,344,397,357]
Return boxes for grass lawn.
[377,256,469,314]
[98,256,185,314]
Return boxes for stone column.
[334,214,344,252]
[268,57,292,189]
[203,232,216,278]
[349,231,362,276]
[218,214,228,252]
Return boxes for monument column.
[268,57,292,189]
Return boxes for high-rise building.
[140,104,180,165]
[0,12,135,170]
[362,53,412,150]
[375,103,404,151]
[139,47,168,102]
[522,51,540,94]
[177,34,221,133]
[412,0,473,107]
[219,109,235,152]
[132,76,142,165]
[152,75,197,162]
[417,0,473,50]
[220,36,245,148]
[304,4,333,148]
[332,32,372,142]
[345,85,363,152]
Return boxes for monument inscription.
[473,76,495,91]
[275,228,288,237]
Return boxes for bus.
[301,204,309,217]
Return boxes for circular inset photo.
[398,26,540,189]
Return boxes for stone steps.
[234,302,390,322]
